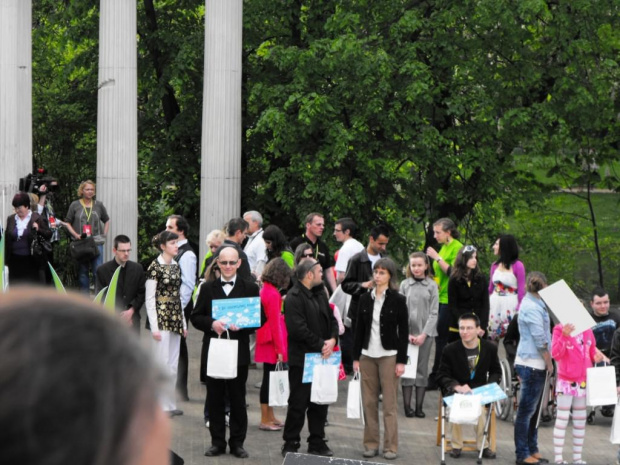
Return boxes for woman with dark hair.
[263,225,294,268]
[447,245,489,342]
[256,258,293,431]
[293,243,314,266]
[488,234,526,340]
[0,289,169,465]
[145,230,187,417]
[426,218,463,387]
[4,192,51,285]
[353,258,408,460]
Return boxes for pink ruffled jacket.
[551,324,597,383]
[255,282,288,364]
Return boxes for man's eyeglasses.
[218,260,239,266]
[116,249,132,254]
[334,228,342,233]
[463,245,477,253]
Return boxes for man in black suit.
[437,313,501,460]
[95,235,145,332]
[190,246,259,459]
[281,259,338,458]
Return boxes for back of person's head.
[335,218,357,237]
[526,271,547,294]
[0,289,166,465]
[369,224,390,240]
[114,234,131,249]
[496,234,519,267]
[262,258,292,289]
[433,217,460,239]
[226,217,249,237]
[458,312,481,328]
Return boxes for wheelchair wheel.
[496,358,512,421]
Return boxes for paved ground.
[167,326,619,465]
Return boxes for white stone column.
[96,0,138,261]
[0,0,32,226]
[199,0,243,261]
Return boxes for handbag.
[268,362,289,407]
[310,362,339,405]
[31,233,52,258]
[449,394,482,425]
[347,371,364,422]
[586,364,617,406]
[206,330,238,379]
[69,236,100,262]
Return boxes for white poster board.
[538,279,596,336]
[402,344,419,379]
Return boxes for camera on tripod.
[19,168,59,196]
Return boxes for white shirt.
[176,239,197,309]
[220,275,237,296]
[335,238,364,273]
[362,289,398,358]
[243,229,267,274]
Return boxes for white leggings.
[553,394,587,463]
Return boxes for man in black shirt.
[290,212,337,294]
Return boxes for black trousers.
[282,365,328,446]
[430,303,450,378]
[206,364,249,449]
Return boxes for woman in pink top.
[488,234,526,340]
[256,258,292,431]
[551,323,606,464]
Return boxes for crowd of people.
[2,194,620,464]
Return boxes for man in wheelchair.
[438,313,502,459]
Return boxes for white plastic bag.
[610,400,620,444]
[347,371,364,420]
[269,362,290,407]
[311,363,339,405]
[449,394,482,425]
[402,344,419,379]
[586,365,617,406]
[206,330,238,379]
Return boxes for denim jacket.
[516,293,552,361]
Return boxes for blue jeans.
[514,364,546,461]
[78,244,103,293]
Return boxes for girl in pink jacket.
[551,323,605,464]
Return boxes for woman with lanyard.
[426,218,463,389]
[64,180,110,293]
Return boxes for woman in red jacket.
[256,258,292,431]
[551,323,605,464]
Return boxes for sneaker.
[281,441,300,457]
[383,451,398,460]
[363,449,378,458]
[307,443,333,457]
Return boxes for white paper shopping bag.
[586,365,617,406]
[269,362,290,407]
[449,394,482,425]
[311,363,339,405]
[347,371,363,420]
[402,344,419,379]
[206,330,238,379]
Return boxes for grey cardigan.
[399,277,439,337]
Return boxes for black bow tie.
[220,281,234,286]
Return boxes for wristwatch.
[436,257,443,263]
